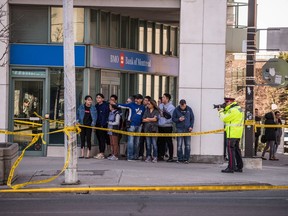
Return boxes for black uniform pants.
[227,138,243,170]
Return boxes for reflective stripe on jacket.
[219,102,244,139]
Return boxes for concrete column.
[179,0,227,162]
[0,0,9,142]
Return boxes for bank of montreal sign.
[92,47,178,76]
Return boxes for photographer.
[217,97,244,173]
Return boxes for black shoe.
[167,158,174,162]
[234,168,243,173]
[221,168,234,173]
[158,156,164,161]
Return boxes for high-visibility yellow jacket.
[219,102,244,139]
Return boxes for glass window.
[162,76,167,94]
[154,76,160,100]
[146,75,151,96]
[130,19,138,50]
[155,24,161,54]
[51,7,84,43]
[138,21,145,52]
[90,9,98,44]
[170,27,176,56]
[147,23,153,53]
[138,74,144,95]
[163,26,168,55]
[110,14,120,48]
[49,69,83,144]
[100,11,109,46]
[121,16,129,49]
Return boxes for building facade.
[0,0,228,161]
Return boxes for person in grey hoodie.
[158,93,175,162]
[172,99,194,163]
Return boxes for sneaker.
[152,158,157,163]
[261,157,267,160]
[145,156,151,162]
[127,159,135,162]
[94,153,104,159]
[107,155,113,160]
[221,168,234,173]
[167,158,174,162]
[183,160,189,164]
[110,155,118,161]
[138,156,143,160]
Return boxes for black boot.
[221,167,234,173]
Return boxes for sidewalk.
[0,153,287,191]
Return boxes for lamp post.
[63,0,78,184]
[244,0,257,158]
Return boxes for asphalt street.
[0,190,287,216]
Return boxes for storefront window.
[155,25,161,54]
[146,75,151,96]
[110,14,120,48]
[121,16,129,49]
[138,74,144,95]
[130,19,138,50]
[100,11,109,46]
[163,26,168,55]
[51,7,84,43]
[170,27,177,56]
[154,76,160,100]
[162,76,167,94]
[49,69,83,144]
[138,21,145,52]
[90,9,98,44]
[147,23,153,53]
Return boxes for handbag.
[260,134,267,143]
[162,108,171,119]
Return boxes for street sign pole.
[244,0,257,158]
[63,0,78,184]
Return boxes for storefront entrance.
[10,69,48,156]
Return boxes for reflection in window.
[154,76,159,100]
[110,14,120,47]
[121,16,129,48]
[146,75,151,96]
[139,21,145,52]
[100,11,108,46]
[138,74,143,95]
[51,7,84,43]
[49,69,83,144]
[147,23,153,53]
[155,25,161,54]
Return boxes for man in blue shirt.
[117,94,145,161]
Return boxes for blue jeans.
[127,125,142,160]
[146,137,157,158]
[176,129,191,161]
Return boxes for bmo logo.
[110,53,125,68]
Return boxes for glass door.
[12,80,46,156]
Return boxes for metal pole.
[63,0,78,184]
[244,0,257,157]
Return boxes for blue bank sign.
[10,44,86,67]
[91,47,178,76]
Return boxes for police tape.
[2,118,288,190]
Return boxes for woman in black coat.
[261,112,277,160]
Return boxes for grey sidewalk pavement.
[1,153,288,190]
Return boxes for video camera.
[213,103,226,109]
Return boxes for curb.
[1,185,288,193]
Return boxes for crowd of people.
[76,93,194,164]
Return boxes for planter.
[0,142,19,185]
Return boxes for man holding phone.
[172,99,195,164]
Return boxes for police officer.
[218,97,244,173]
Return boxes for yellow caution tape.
[14,120,42,127]
[2,113,288,190]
